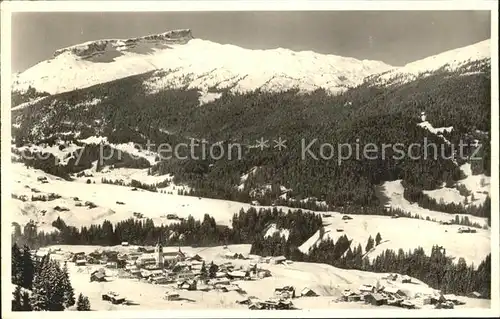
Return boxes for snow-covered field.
[11,162,249,227]
[10,162,322,229]
[42,244,490,310]
[423,187,466,205]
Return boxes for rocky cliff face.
[53,29,194,59]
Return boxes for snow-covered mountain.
[366,39,491,87]
[12,29,393,97]
[12,30,491,104]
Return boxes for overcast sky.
[11,11,491,72]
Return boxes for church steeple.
[155,234,163,268]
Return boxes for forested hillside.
[11,60,491,208]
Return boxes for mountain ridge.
[12,32,491,105]
[12,29,395,97]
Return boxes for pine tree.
[61,262,75,307]
[365,236,374,253]
[30,286,49,311]
[83,296,91,310]
[76,293,91,311]
[375,232,382,246]
[76,293,84,310]
[208,261,218,278]
[12,285,22,311]
[21,291,32,311]
[30,258,66,311]
[200,261,207,279]
[12,244,23,286]
[21,245,34,289]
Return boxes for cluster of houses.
[337,274,472,309]
[67,240,276,302]
[241,297,295,310]
[37,243,483,310]
[235,286,318,310]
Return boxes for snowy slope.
[383,180,488,225]
[298,213,490,267]
[367,39,491,86]
[456,163,491,206]
[9,162,328,229]
[12,29,392,99]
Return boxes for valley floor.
[44,244,490,311]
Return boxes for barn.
[90,270,106,282]
[272,256,287,264]
[274,286,296,299]
[75,259,87,266]
[164,292,180,301]
[300,287,319,297]
[365,293,388,306]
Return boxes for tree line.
[12,207,323,249]
[11,243,91,311]
[12,202,491,300]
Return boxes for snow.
[79,136,108,145]
[17,142,82,165]
[423,187,466,205]
[299,197,329,208]
[73,165,172,187]
[237,167,259,190]
[417,116,453,145]
[12,32,392,99]
[264,224,290,240]
[9,162,490,270]
[422,164,490,207]
[371,39,490,86]
[11,96,50,111]
[111,142,158,165]
[9,162,323,229]
[382,180,488,226]
[418,121,453,135]
[456,163,490,206]
[298,213,490,267]
[198,92,222,105]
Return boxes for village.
[31,240,482,311]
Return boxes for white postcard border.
[1,1,498,318]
